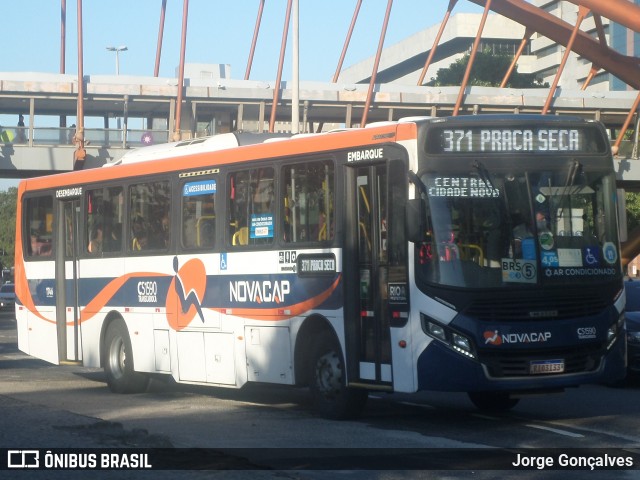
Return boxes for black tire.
[310,331,368,420]
[104,320,149,394]
[606,371,639,388]
[468,391,519,412]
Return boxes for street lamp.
[106,45,128,140]
[106,45,128,75]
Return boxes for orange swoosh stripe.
[77,272,171,324]
[17,272,170,326]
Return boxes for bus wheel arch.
[303,326,367,420]
[102,315,149,394]
[99,311,125,368]
[294,315,335,387]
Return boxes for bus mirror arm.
[408,170,427,195]
[406,170,429,243]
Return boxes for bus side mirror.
[406,198,426,243]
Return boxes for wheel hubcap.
[109,336,125,380]
[316,351,342,397]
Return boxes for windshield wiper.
[565,160,581,192]
[473,160,496,191]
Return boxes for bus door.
[55,198,82,364]
[345,163,393,387]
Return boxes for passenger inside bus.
[150,212,170,249]
[104,223,122,252]
[132,230,148,251]
[30,230,52,256]
[195,217,215,247]
[131,216,147,251]
[475,202,507,268]
[509,211,534,259]
[183,213,197,247]
[88,223,103,254]
[535,210,550,232]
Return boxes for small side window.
[282,160,334,244]
[181,178,217,249]
[129,180,171,253]
[228,168,275,247]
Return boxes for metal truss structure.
[52,1,640,160]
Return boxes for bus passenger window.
[129,180,171,253]
[282,160,334,244]
[228,168,274,247]
[25,196,53,258]
[181,177,216,249]
[86,186,124,255]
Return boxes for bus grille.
[479,345,602,378]
[463,292,609,322]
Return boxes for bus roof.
[108,131,292,166]
[18,120,419,194]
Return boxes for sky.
[0,0,483,191]
[4,0,483,81]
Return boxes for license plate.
[529,359,565,374]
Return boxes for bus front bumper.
[416,334,626,393]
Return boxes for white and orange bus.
[15,115,626,418]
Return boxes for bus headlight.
[426,322,447,341]
[452,333,473,357]
[421,314,476,359]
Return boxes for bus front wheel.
[310,331,367,420]
[468,391,519,411]
[104,320,149,394]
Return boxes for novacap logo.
[165,257,207,330]
[484,330,502,345]
[484,329,552,345]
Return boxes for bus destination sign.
[297,253,337,276]
[430,127,603,154]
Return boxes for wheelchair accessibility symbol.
[220,253,227,270]
[583,247,599,266]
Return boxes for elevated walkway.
[0,73,639,180]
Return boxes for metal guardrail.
[0,126,170,149]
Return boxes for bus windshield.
[416,162,622,289]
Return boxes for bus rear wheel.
[310,332,367,420]
[104,320,149,394]
[468,391,519,412]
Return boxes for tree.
[426,49,548,88]
[0,187,17,274]
[626,192,640,233]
